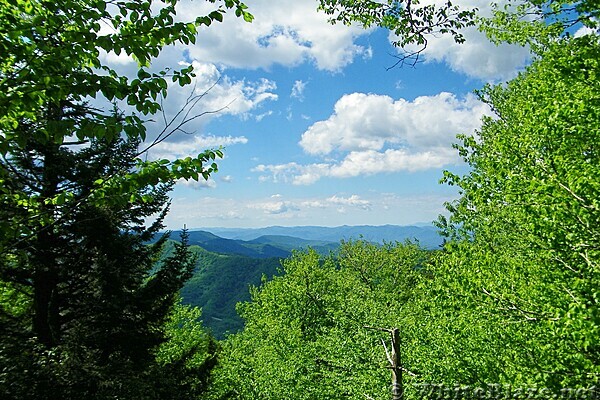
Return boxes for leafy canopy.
[437,33,600,388]
[318,0,477,64]
[0,0,252,248]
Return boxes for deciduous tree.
[436,33,600,389]
[210,241,429,399]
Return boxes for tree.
[435,33,600,389]
[316,0,600,391]
[0,0,252,250]
[318,1,600,62]
[0,0,252,398]
[0,134,201,399]
[209,241,429,399]
[318,0,477,66]
[155,301,220,399]
[480,0,600,49]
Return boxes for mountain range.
[174,224,442,338]
[194,224,442,252]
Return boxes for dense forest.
[1,0,598,399]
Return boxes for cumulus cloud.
[95,43,277,158]
[133,60,275,160]
[300,92,488,155]
[177,0,372,71]
[162,61,278,120]
[254,91,491,185]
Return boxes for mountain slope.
[248,235,339,254]
[184,230,340,258]
[179,245,281,339]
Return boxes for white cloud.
[291,80,307,100]
[329,148,457,177]
[255,110,273,121]
[248,193,371,216]
[134,60,275,160]
[406,26,530,81]
[300,92,488,155]
[249,200,298,215]
[150,135,248,160]
[164,61,278,119]
[96,46,277,158]
[253,162,330,185]
[327,195,371,210]
[177,0,372,71]
[308,91,488,153]
[254,91,491,185]
[574,25,599,37]
[177,177,217,190]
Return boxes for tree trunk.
[391,328,403,400]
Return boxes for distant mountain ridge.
[183,230,339,259]
[198,224,442,249]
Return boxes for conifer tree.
[0,131,211,399]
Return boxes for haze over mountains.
[196,224,442,251]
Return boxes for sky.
[101,0,533,229]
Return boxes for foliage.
[154,301,220,399]
[318,1,600,61]
[0,0,252,398]
[318,0,477,64]
[181,248,281,338]
[480,0,600,49]
[0,134,204,399]
[0,0,251,250]
[436,33,600,389]
[209,240,430,399]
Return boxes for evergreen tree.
[0,131,210,399]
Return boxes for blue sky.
[102,0,533,229]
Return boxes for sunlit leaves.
[211,241,429,399]
[480,0,600,50]
[438,35,600,388]
[0,0,253,249]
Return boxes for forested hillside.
[208,1,600,398]
[180,245,281,338]
[1,0,598,399]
